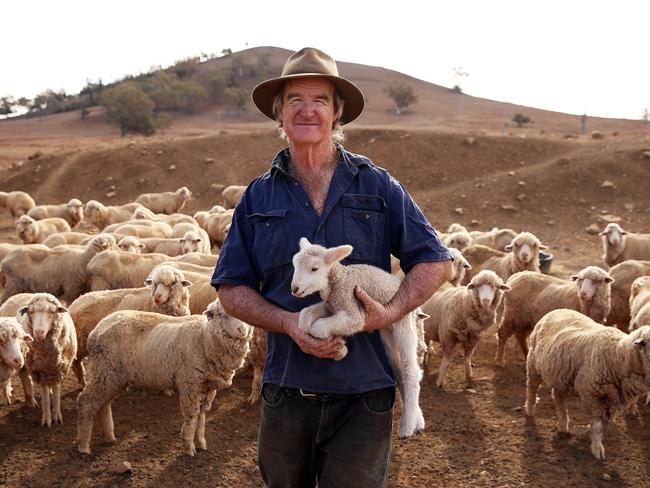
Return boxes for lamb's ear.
[18,306,28,316]
[144,278,153,286]
[539,244,548,250]
[181,280,193,287]
[499,284,511,292]
[324,245,353,265]
[633,338,646,349]
[299,237,311,250]
[417,311,430,320]
[605,276,615,283]
[570,275,579,281]
[57,306,68,314]
[462,261,472,269]
[504,244,513,251]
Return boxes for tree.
[512,113,531,127]
[384,81,417,115]
[101,82,156,137]
[223,87,247,110]
[175,81,208,114]
[0,96,14,116]
[196,67,227,99]
[221,48,233,57]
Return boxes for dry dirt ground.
[1,128,650,487]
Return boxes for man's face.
[279,78,336,145]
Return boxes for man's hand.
[282,312,346,359]
[354,286,395,332]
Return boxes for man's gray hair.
[271,84,346,143]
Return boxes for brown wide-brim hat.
[252,47,365,125]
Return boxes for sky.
[2,0,648,120]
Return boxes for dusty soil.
[2,127,650,487]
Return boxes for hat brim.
[252,73,364,125]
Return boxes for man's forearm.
[218,285,292,334]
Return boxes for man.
[212,47,452,488]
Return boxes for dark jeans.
[258,383,395,488]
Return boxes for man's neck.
[288,140,337,171]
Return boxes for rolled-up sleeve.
[387,175,452,274]
[211,192,260,291]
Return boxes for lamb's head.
[88,234,116,253]
[290,238,352,298]
[447,223,468,234]
[145,265,192,316]
[505,232,547,267]
[84,200,106,227]
[446,231,472,251]
[629,326,650,374]
[600,222,626,248]
[118,236,144,254]
[467,270,510,311]
[179,231,202,255]
[132,206,156,220]
[204,299,252,340]
[177,187,192,201]
[18,293,68,341]
[0,318,32,369]
[66,198,84,224]
[15,215,37,244]
[448,247,471,286]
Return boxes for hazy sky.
[2,0,648,119]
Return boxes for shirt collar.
[270,143,368,176]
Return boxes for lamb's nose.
[292,286,299,294]
[13,358,23,368]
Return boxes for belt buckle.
[299,388,318,398]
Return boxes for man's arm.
[219,284,345,359]
[355,260,452,331]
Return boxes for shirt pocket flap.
[342,194,386,212]
[246,209,295,273]
[246,209,289,221]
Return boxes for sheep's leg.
[514,331,529,359]
[524,359,542,416]
[179,389,201,456]
[195,394,209,451]
[463,344,476,385]
[297,302,329,334]
[72,358,86,389]
[552,388,569,432]
[97,401,116,442]
[40,384,52,427]
[52,383,63,424]
[310,311,360,338]
[495,321,512,366]
[589,419,606,460]
[0,380,10,405]
[436,353,453,390]
[247,365,262,405]
[18,367,37,407]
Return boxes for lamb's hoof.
[436,382,444,390]
[591,442,605,460]
[77,446,92,455]
[41,417,52,428]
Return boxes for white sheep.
[135,186,192,214]
[606,260,650,330]
[495,267,614,365]
[117,236,145,254]
[291,238,425,439]
[42,231,95,248]
[205,209,234,249]
[28,198,84,226]
[0,317,34,406]
[221,185,246,210]
[525,308,650,460]
[132,206,197,226]
[109,221,172,239]
[151,266,217,315]
[0,190,36,218]
[469,227,518,251]
[421,270,510,388]
[447,223,469,234]
[1,234,116,304]
[82,200,141,230]
[246,327,266,405]
[15,215,71,244]
[600,223,650,268]
[76,298,252,456]
[0,243,50,290]
[444,231,472,251]
[448,248,472,287]
[18,293,77,426]
[629,276,650,331]
[136,231,205,256]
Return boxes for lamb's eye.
[311,267,318,272]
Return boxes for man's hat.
[251,47,364,125]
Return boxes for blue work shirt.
[211,144,451,394]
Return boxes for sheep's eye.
[311,267,319,272]
[206,311,214,320]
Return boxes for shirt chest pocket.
[342,195,387,266]
[247,209,297,274]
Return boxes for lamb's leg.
[52,383,63,424]
[72,358,86,389]
[524,358,542,416]
[552,388,569,433]
[298,302,329,334]
[310,310,360,338]
[18,367,37,407]
[179,389,201,456]
[589,419,606,460]
[247,365,262,405]
[40,384,52,427]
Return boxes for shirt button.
[294,182,298,186]
[365,213,370,219]
[304,202,309,207]
[265,222,270,227]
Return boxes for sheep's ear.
[621,231,628,235]
[599,230,608,236]
[195,238,201,243]
[324,245,353,265]
[539,244,548,250]
[57,306,68,314]
[633,338,646,349]
[181,280,193,287]
[19,306,28,316]
[570,275,579,281]
[467,283,476,290]
[299,237,311,250]
[144,278,153,286]
[605,276,615,283]
[462,261,472,269]
[139,243,145,248]
[504,244,513,251]
[417,311,430,320]
[499,284,511,292]
[23,333,34,343]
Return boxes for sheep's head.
[446,232,472,251]
[132,206,155,220]
[448,248,471,286]
[631,277,650,303]
[145,266,192,315]
[630,326,650,371]
[204,299,252,340]
[89,234,116,253]
[84,200,105,227]
[291,238,352,298]
[179,231,202,255]
[18,294,67,341]
[178,187,192,201]
[118,236,144,254]
[570,266,614,302]
[0,318,32,369]
[447,223,468,234]
[15,215,37,244]
[66,198,84,224]
[600,223,626,248]
[209,205,226,214]
[467,270,510,311]
[505,232,547,266]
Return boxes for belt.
[283,387,360,401]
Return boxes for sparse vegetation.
[513,113,532,128]
[385,81,417,115]
[101,82,156,137]
[224,87,248,110]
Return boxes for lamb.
[495,266,614,365]
[606,260,650,330]
[291,238,425,439]
[444,231,472,251]
[221,185,246,209]
[42,231,95,248]
[525,308,650,460]
[136,186,192,214]
[0,190,36,218]
[600,223,650,268]
[82,200,141,230]
[18,293,77,426]
[0,317,34,406]
[629,276,650,331]
[76,298,252,456]
[15,215,71,244]
[69,265,192,386]
[1,234,116,304]
[469,227,518,251]
[246,327,267,404]
[28,198,84,226]
[421,270,510,388]
[117,236,145,254]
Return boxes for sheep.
[151,266,217,315]
[69,265,192,386]
[0,317,34,406]
[447,223,469,234]
[177,252,218,268]
[209,205,226,214]
[468,227,518,251]
[18,293,77,426]
[495,266,614,366]
[42,231,95,248]
[0,293,38,318]
[205,209,234,249]
[291,238,425,439]
[390,247,469,287]
[135,186,192,214]
[607,260,650,330]
[421,270,510,389]
[15,215,71,244]
[0,243,50,289]
[629,276,650,331]
[413,307,431,368]
[132,206,197,226]
[117,236,145,254]
[137,231,206,256]
[157,261,215,277]
[1,234,116,304]
[246,327,266,405]
[28,198,84,226]
[82,200,141,230]
[221,185,246,209]
[525,308,650,460]
[76,298,252,456]
[170,224,211,254]
[600,223,650,268]
[109,221,172,239]
[0,191,36,218]
[444,231,472,251]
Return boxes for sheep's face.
[446,232,471,251]
[631,326,650,369]
[447,223,468,234]
[291,238,353,298]
[180,232,201,255]
[505,233,546,265]
[90,234,116,252]
[449,248,471,285]
[179,187,192,201]
[15,215,36,244]
[600,223,626,247]
[145,267,191,307]
[118,236,143,254]
[631,277,650,302]
[204,299,252,339]
[0,320,32,369]
[84,201,103,226]
[19,297,67,341]
[570,266,614,301]
[66,199,84,223]
[468,270,510,311]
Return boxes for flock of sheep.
[2,184,650,463]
